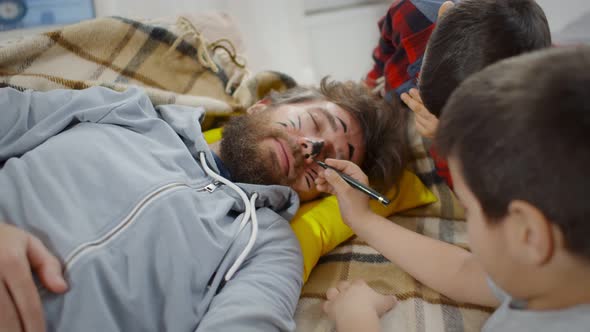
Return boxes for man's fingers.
[0,281,23,332]
[27,236,67,294]
[3,254,46,332]
[408,88,424,104]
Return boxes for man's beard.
[220,111,303,185]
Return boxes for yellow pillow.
[203,128,437,282]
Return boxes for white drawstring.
[224,193,258,281]
[198,152,258,282]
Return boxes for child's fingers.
[414,120,431,138]
[409,88,424,104]
[315,182,335,195]
[336,281,352,292]
[414,111,432,128]
[322,299,331,314]
[376,294,398,316]
[326,287,340,301]
[401,93,428,117]
[324,159,368,184]
[322,169,352,196]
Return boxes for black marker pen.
[314,159,391,206]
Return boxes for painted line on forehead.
[307,111,320,129]
[337,117,347,133]
[310,107,338,132]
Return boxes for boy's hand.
[0,223,68,332]
[323,280,397,327]
[401,88,439,139]
[314,158,371,225]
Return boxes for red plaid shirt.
[366,0,453,188]
[366,0,437,99]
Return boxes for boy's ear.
[438,1,455,19]
[505,200,554,266]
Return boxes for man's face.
[220,99,365,201]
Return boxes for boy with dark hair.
[368,0,551,187]
[317,46,590,331]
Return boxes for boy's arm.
[317,159,499,308]
[196,218,303,332]
[353,212,499,307]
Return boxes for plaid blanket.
[0,14,295,129]
[294,117,493,331]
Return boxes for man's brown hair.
[268,77,408,192]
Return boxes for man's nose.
[297,137,325,162]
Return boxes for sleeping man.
[0,78,406,331]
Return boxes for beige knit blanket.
[0,14,295,129]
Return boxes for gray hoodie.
[0,86,303,331]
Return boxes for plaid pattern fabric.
[365,0,436,101]
[0,14,296,130]
[365,0,453,189]
[294,116,492,331]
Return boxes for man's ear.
[504,200,554,266]
[246,101,268,115]
[438,1,455,19]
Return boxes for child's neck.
[525,254,590,310]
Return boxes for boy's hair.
[419,0,551,117]
[436,46,590,260]
[267,77,408,192]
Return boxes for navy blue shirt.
[211,151,232,180]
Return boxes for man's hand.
[0,223,68,332]
[401,88,439,139]
[314,159,372,227]
[323,280,397,332]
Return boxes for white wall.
[304,2,389,82]
[1,0,589,84]
[536,0,590,32]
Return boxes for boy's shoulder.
[484,280,590,332]
[484,301,590,332]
